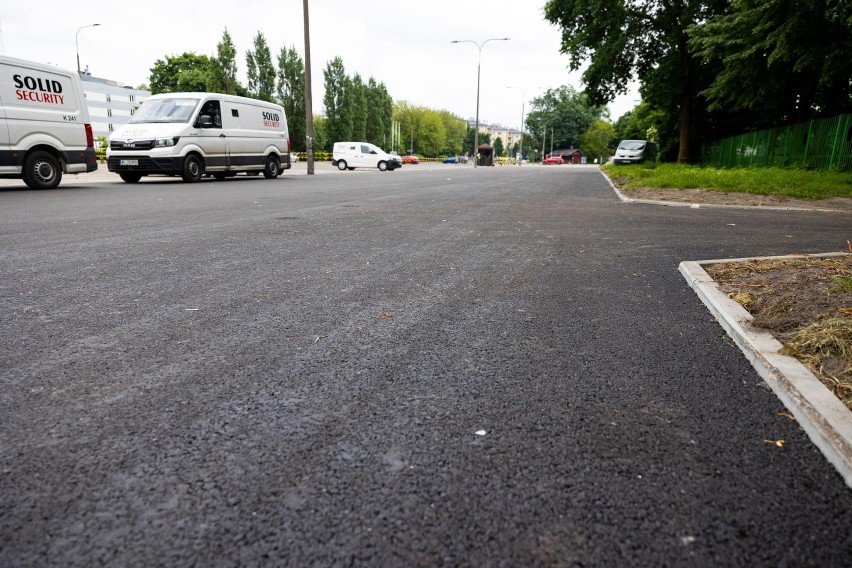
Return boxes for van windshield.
[618,140,646,151]
[130,98,200,124]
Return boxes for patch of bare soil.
[704,256,852,409]
[624,186,852,211]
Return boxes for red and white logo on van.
[13,74,65,105]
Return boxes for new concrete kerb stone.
[679,255,852,489]
[598,168,851,487]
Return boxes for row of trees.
[543,0,852,162]
[144,29,624,160]
[393,102,468,156]
[149,30,309,151]
[322,57,394,150]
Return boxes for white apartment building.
[80,73,150,142]
[467,119,522,153]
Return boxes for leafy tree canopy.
[524,86,605,151]
[690,0,852,125]
[149,53,215,94]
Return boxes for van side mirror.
[196,115,213,128]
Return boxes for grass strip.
[602,163,852,200]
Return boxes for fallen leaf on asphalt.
[379,311,394,320]
[763,439,785,447]
[777,412,796,420]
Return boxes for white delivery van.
[107,92,290,183]
[613,140,657,164]
[332,142,401,171]
[0,55,98,189]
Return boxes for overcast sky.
[2,1,639,129]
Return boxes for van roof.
[145,92,284,110]
[0,54,77,76]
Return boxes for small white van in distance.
[0,55,98,189]
[332,142,401,171]
[613,140,657,164]
[107,92,291,183]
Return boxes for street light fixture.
[76,23,101,75]
[451,37,510,167]
[507,86,543,166]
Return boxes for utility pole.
[303,0,315,175]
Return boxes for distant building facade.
[80,72,150,143]
[467,119,522,154]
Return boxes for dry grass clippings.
[704,255,852,410]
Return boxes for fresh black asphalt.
[1,166,850,566]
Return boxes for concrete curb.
[597,167,847,213]
[679,253,852,489]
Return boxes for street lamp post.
[451,37,509,168]
[507,86,542,166]
[75,23,101,75]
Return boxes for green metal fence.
[701,114,852,171]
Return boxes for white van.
[107,92,290,183]
[332,142,401,171]
[614,140,657,164]
[0,55,98,189]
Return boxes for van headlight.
[154,137,179,148]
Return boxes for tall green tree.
[350,74,368,142]
[493,136,505,157]
[417,111,447,155]
[614,102,665,143]
[246,32,275,102]
[365,79,393,148]
[544,0,727,162]
[691,0,852,127]
[276,45,306,151]
[439,110,467,156]
[524,86,603,150]
[210,28,239,95]
[323,57,352,148]
[579,119,617,162]
[149,53,215,94]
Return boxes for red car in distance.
[402,155,419,164]
[543,154,564,165]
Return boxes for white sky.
[1,1,639,129]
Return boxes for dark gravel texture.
[1,166,850,567]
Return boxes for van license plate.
[120,159,139,166]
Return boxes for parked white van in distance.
[0,55,98,189]
[107,92,291,183]
[332,142,401,171]
[613,140,657,164]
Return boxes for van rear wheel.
[263,155,281,179]
[23,151,62,189]
[181,155,204,182]
[119,172,142,183]
[378,161,388,171]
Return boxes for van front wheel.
[181,155,204,182]
[337,160,348,171]
[263,155,281,179]
[378,161,388,171]
[119,172,142,183]
[23,151,62,189]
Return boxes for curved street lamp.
[76,23,101,75]
[451,37,510,167]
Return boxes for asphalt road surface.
[2,165,850,566]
